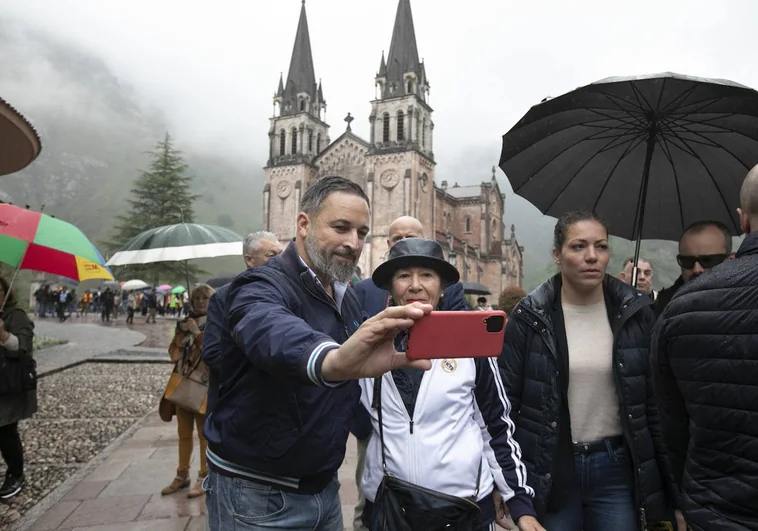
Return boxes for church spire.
[376,0,428,100]
[276,0,324,118]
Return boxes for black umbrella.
[206,274,238,289]
[499,72,758,285]
[461,282,491,295]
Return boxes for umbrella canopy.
[461,281,491,295]
[0,204,113,282]
[121,279,150,291]
[156,284,172,292]
[206,274,237,289]
[171,285,187,294]
[106,223,243,266]
[0,97,41,176]
[500,72,758,242]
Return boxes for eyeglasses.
[676,253,729,270]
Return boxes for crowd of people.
[1,167,756,530]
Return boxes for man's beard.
[305,233,359,284]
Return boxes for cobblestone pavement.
[3,364,171,531]
[21,411,362,531]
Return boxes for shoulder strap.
[372,373,483,497]
[372,376,388,474]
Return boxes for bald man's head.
[738,164,758,235]
[387,216,424,247]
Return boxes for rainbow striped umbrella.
[0,204,113,283]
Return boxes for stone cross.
[345,112,354,132]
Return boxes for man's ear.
[296,212,310,239]
[737,207,750,236]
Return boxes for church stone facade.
[263,0,524,298]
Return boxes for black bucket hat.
[372,238,460,291]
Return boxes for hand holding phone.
[406,310,507,360]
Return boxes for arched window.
[299,100,305,112]
[308,130,313,153]
[465,216,471,233]
[397,111,405,142]
[382,113,390,143]
[317,133,322,153]
[407,80,413,93]
[279,129,286,156]
[422,118,426,148]
[291,128,298,155]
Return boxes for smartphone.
[406,311,507,360]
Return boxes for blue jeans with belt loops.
[541,439,638,531]
[203,470,343,530]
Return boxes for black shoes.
[0,473,25,499]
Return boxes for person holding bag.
[358,238,544,531]
[0,276,36,500]
[160,283,214,499]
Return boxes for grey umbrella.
[106,223,243,289]
[499,72,758,285]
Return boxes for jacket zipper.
[514,306,562,492]
[302,281,350,341]
[610,294,649,522]
[387,365,434,483]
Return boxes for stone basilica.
[263,0,524,296]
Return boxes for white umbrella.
[106,223,244,288]
[121,279,149,291]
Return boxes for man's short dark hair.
[681,220,733,253]
[299,176,370,217]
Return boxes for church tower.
[365,0,436,271]
[263,0,330,241]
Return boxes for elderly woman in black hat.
[357,238,544,531]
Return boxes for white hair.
[243,231,279,255]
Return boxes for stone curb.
[38,353,171,379]
[13,404,160,531]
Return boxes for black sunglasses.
[676,253,729,270]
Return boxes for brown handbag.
[163,350,208,415]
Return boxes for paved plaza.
[20,410,361,530]
[11,318,361,531]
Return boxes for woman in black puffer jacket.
[498,211,681,531]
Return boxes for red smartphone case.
[405,310,507,360]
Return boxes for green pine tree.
[106,133,204,286]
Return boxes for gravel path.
[31,320,145,375]
[0,363,171,529]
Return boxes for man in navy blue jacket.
[203,176,434,531]
[350,215,469,530]
[201,231,283,418]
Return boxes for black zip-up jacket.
[498,274,677,524]
[653,232,758,531]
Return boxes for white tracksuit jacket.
[359,356,536,520]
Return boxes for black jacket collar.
[736,232,758,258]
[519,273,650,331]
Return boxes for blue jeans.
[542,442,638,531]
[203,470,343,530]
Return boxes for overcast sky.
[1,0,756,177]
